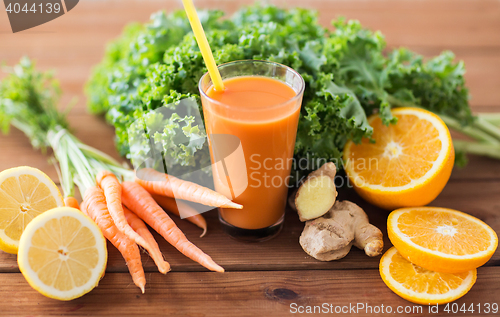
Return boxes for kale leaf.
[86,4,472,177]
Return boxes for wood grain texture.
[0,0,499,107]
[0,114,122,182]
[1,180,499,274]
[7,118,498,184]
[0,0,499,316]
[2,107,500,183]
[0,268,499,316]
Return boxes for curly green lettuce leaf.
[385,49,473,126]
[86,4,473,175]
[294,73,372,175]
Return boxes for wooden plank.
[451,156,500,181]
[0,268,499,316]
[0,0,499,108]
[1,0,499,48]
[1,106,500,183]
[451,55,500,107]
[0,114,122,182]
[313,0,500,48]
[1,180,499,273]
[12,52,500,109]
[1,99,499,183]
[1,103,498,184]
[4,50,500,109]
[0,127,57,180]
[0,2,499,315]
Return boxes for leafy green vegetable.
[86,4,486,176]
[0,58,69,149]
[1,58,133,198]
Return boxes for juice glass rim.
[198,59,305,112]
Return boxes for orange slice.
[0,166,64,254]
[380,247,476,305]
[343,107,454,210]
[388,207,498,273]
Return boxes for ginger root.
[292,162,338,221]
[299,200,383,261]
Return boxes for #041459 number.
[443,303,499,314]
[5,2,61,14]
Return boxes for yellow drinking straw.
[181,0,225,91]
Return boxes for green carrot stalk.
[0,57,133,198]
[453,140,500,160]
[477,113,500,126]
[439,115,500,145]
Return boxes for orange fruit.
[380,247,476,305]
[343,107,454,210]
[388,207,498,273]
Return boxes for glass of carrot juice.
[199,60,305,241]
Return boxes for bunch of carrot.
[0,58,245,293]
[72,169,242,293]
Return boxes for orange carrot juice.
[201,72,303,232]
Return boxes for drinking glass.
[199,60,305,241]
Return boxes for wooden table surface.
[1,0,500,316]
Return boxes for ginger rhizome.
[299,200,383,261]
[293,162,338,221]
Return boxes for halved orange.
[343,107,454,210]
[380,247,476,305]
[388,207,498,273]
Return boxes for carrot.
[80,186,145,293]
[152,194,207,238]
[122,205,170,274]
[64,196,80,210]
[135,168,242,209]
[121,181,224,273]
[96,171,160,269]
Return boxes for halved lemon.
[343,107,454,210]
[388,207,498,273]
[0,166,64,254]
[18,207,107,301]
[380,247,476,305]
